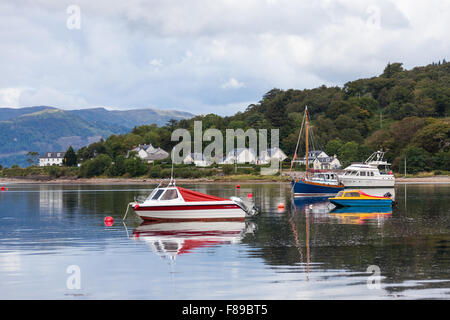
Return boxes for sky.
[0,0,448,116]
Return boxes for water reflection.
[1,183,448,299]
[329,207,392,225]
[38,185,63,214]
[132,221,257,262]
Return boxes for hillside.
[70,107,193,129]
[0,106,194,167]
[74,61,448,175]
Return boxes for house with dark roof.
[292,150,341,170]
[313,154,341,170]
[39,152,66,166]
[130,144,169,163]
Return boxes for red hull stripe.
[134,204,241,211]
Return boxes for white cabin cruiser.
[129,180,258,221]
[338,151,395,188]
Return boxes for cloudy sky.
[0,0,448,115]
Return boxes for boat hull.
[329,199,392,207]
[133,203,246,221]
[291,180,344,197]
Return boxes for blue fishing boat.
[329,190,393,207]
[290,106,344,197]
[291,173,344,197]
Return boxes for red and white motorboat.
[128,180,258,221]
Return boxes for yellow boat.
[329,190,393,207]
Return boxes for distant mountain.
[0,106,194,167]
[69,107,194,128]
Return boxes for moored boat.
[329,190,393,207]
[129,180,258,221]
[290,106,344,197]
[338,151,395,188]
[291,171,344,197]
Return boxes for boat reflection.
[329,206,392,225]
[292,196,332,222]
[132,220,256,262]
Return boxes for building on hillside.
[293,150,328,165]
[39,152,66,166]
[182,153,213,167]
[130,144,169,163]
[313,154,341,170]
[292,150,341,170]
[220,148,258,164]
[258,147,288,164]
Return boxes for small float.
[126,180,258,222]
[328,190,393,207]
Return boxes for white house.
[220,148,258,164]
[39,152,66,166]
[182,153,213,167]
[130,144,169,163]
[258,147,288,164]
[294,150,328,165]
[313,154,341,170]
[293,150,341,170]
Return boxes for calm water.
[0,183,449,299]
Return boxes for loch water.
[0,183,449,299]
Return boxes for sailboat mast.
[305,106,309,173]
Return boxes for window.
[345,192,360,197]
[161,189,178,200]
[336,191,344,197]
[151,189,165,200]
[360,171,366,176]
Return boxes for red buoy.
[247,193,253,198]
[104,216,114,226]
[277,203,285,209]
[236,185,240,189]
[1,187,4,191]
[135,204,140,209]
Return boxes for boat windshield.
[336,191,344,197]
[160,189,179,200]
[151,189,165,200]
[345,192,360,197]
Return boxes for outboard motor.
[230,196,259,217]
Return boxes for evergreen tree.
[64,146,78,167]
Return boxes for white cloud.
[0,88,22,107]
[220,78,245,90]
[0,0,448,114]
